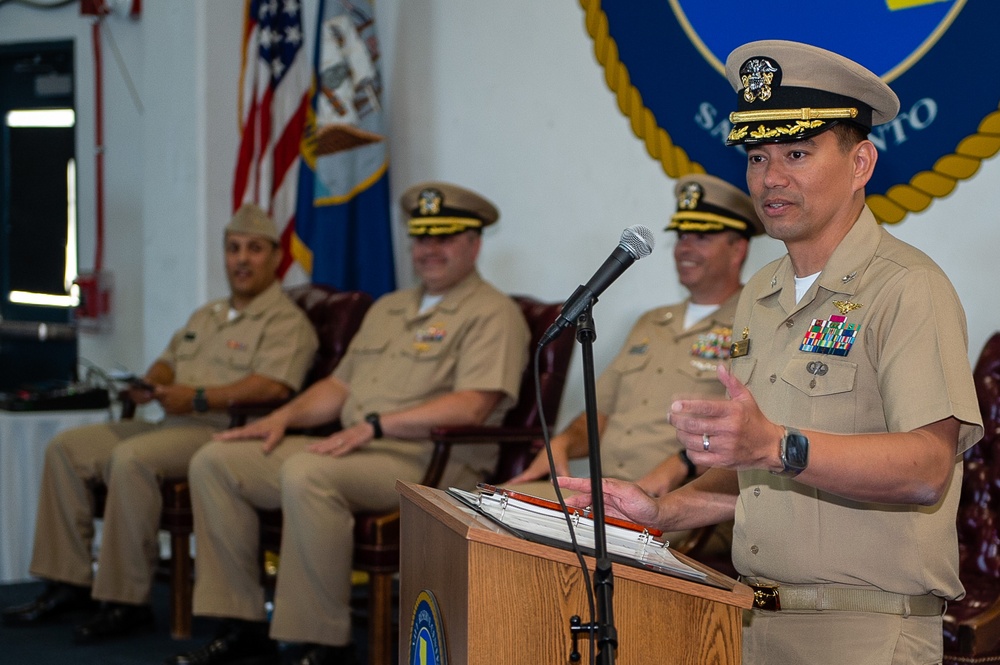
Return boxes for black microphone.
[540,225,654,347]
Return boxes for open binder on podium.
[447,483,719,588]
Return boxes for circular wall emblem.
[408,589,448,665]
[580,0,1000,224]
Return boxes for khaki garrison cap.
[725,40,900,146]
[400,182,499,236]
[225,203,280,243]
[666,173,764,238]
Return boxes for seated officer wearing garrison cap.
[2,204,318,645]
[561,40,982,663]
[169,182,529,665]
[507,173,763,556]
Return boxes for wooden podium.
[397,481,753,664]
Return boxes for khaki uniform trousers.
[742,608,943,665]
[29,419,218,604]
[189,437,482,646]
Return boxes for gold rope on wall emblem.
[867,106,1000,223]
[579,0,1000,225]
[580,0,705,179]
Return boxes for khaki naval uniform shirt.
[596,292,739,480]
[155,281,319,426]
[730,207,983,600]
[334,270,530,480]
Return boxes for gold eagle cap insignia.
[832,300,863,316]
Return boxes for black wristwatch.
[775,426,809,477]
[193,387,209,413]
[365,412,383,439]
[678,449,697,480]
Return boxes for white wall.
[2,1,997,427]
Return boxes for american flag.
[233,0,310,277]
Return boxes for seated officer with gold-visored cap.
[507,171,763,558]
[168,182,530,665]
[559,40,981,665]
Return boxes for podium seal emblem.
[408,589,447,665]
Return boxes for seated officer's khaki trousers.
[189,437,482,646]
[31,419,218,605]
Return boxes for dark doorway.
[0,40,77,392]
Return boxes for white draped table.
[0,408,109,582]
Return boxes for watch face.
[784,433,809,469]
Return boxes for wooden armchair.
[944,332,1000,663]
[258,295,577,665]
[98,285,373,639]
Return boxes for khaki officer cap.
[664,173,764,238]
[666,173,764,238]
[225,203,280,243]
[725,40,900,146]
[400,181,500,236]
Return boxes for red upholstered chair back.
[283,284,374,389]
[490,295,576,482]
[944,332,1000,659]
[957,332,1000,578]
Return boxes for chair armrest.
[227,399,292,427]
[429,425,544,444]
[119,390,137,420]
[423,425,550,489]
[959,598,1000,654]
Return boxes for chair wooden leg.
[368,571,394,665]
[170,530,193,640]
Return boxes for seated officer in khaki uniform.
[168,182,530,665]
[507,173,763,552]
[561,41,983,664]
[1,205,318,645]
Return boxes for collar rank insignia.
[628,339,649,355]
[692,327,732,359]
[832,300,863,316]
[741,57,779,103]
[417,188,443,216]
[800,315,859,357]
[730,326,750,358]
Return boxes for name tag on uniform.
[730,327,750,358]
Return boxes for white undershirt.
[684,302,721,330]
[794,272,821,304]
[420,293,444,314]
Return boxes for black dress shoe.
[282,643,358,665]
[73,602,155,644]
[165,620,279,665]
[1,581,95,625]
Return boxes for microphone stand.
[575,304,617,664]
